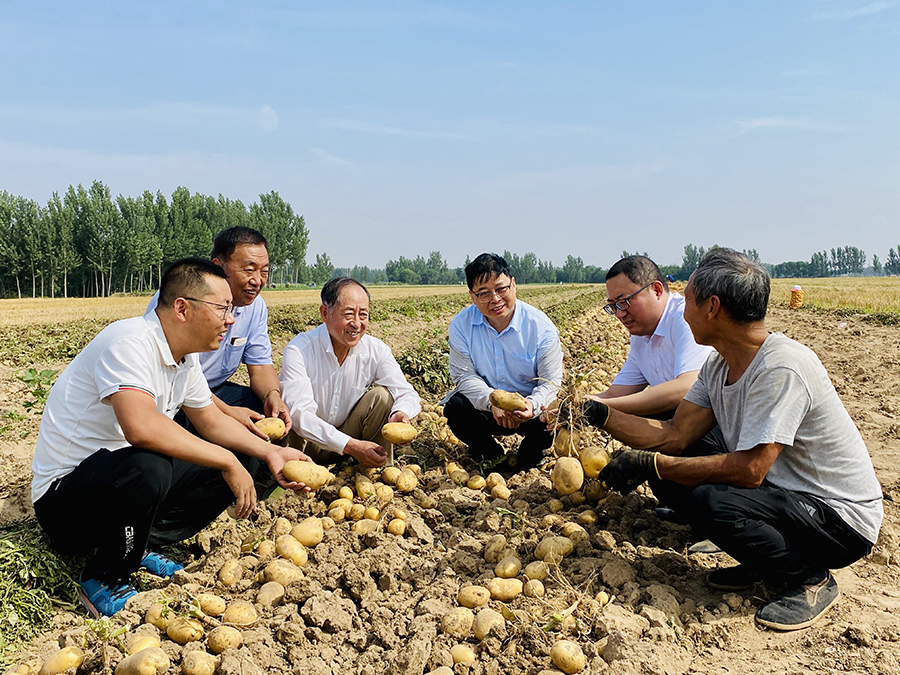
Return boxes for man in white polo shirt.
[280,277,421,468]
[33,258,312,618]
[146,226,290,439]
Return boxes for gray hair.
[691,248,769,323]
[321,276,370,308]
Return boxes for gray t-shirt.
[684,332,883,544]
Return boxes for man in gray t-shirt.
[575,248,883,632]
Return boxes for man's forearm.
[248,364,282,403]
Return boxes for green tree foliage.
[885,247,900,276]
[872,254,882,276]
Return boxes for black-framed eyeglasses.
[473,284,512,303]
[603,282,654,315]
[183,297,235,320]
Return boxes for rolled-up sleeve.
[528,334,562,414]
[373,343,422,419]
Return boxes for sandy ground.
[2,301,899,674]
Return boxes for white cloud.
[258,105,279,133]
[735,116,847,134]
[810,2,891,20]
[320,118,469,140]
[310,147,354,167]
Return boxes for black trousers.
[34,446,258,584]
[650,443,873,587]
[443,392,553,464]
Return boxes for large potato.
[494,554,522,579]
[254,417,285,440]
[222,600,258,628]
[207,625,243,654]
[387,519,406,536]
[114,648,169,675]
[579,446,611,479]
[535,536,575,563]
[276,534,308,566]
[381,422,418,444]
[380,466,402,485]
[257,581,285,607]
[282,461,334,489]
[561,522,589,545]
[264,559,303,587]
[217,559,243,586]
[523,560,549,581]
[489,389,528,412]
[196,593,226,617]
[523,579,545,598]
[553,428,580,457]
[39,648,84,675]
[449,645,476,665]
[458,585,490,608]
[127,635,160,655]
[473,608,505,640]
[551,457,584,495]
[440,607,474,638]
[487,577,523,602]
[166,617,204,645]
[550,639,586,674]
[291,517,324,547]
[483,534,508,563]
[395,469,418,493]
[485,473,505,490]
[181,651,217,675]
[144,603,169,630]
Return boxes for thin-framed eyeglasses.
[183,297,235,320]
[473,284,512,303]
[603,282,654,315]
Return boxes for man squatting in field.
[146,226,291,441]
[578,248,883,630]
[442,253,562,471]
[31,258,313,617]
[279,277,421,468]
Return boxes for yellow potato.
[449,469,469,486]
[457,585,490,609]
[473,608,505,640]
[348,503,366,521]
[449,645,476,665]
[207,625,243,654]
[466,475,486,490]
[144,603,169,630]
[256,581,285,607]
[570,492,587,507]
[127,635,160,655]
[355,475,376,499]
[363,506,380,521]
[39,648,84,675]
[484,472,505,490]
[561,522,589,544]
[440,607,474,638]
[353,519,379,534]
[523,560,549,581]
[222,600,258,628]
[263,559,303,587]
[381,422,418,444]
[483,534,508,563]
[395,470,418,493]
[166,617,204,645]
[551,639,586,674]
[329,497,353,515]
[489,389,528,412]
[271,516,293,537]
[217,559,242,586]
[579,446,611,479]
[114,648,169,675]
[380,466,402,485]
[181,651,217,675]
[553,428,580,457]
[291,517,324,547]
[387,519,406,536]
[595,590,611,607]
[576,510,599,526]
[490,484,511,501]
[487,577,523,602]
[282,461,334,489]
[327,507,346,523]
[542,513,564,530]
[338,486,354,500]
[391,507,407,520]
[375,484,394,504]
[320,516,335,530]
[535,536,575,562]
[406,463,423,476]
[196,593,226,617]
[494,554,522,579]
[548,498,564,513]
[551,457,584,495]
[254,417,285,440]
[276,534,308,566]
[419,494,437,509]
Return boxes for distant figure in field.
[33,258,312,617]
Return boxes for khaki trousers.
[287,386,394,464]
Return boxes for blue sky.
[1,1,897,269]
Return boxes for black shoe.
[707,565,762,591]
[755,574,840,631]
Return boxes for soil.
[2,302,899,675]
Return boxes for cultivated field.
[1,281,899,675]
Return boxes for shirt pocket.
[505,352,539,390]
[222,339,247,375]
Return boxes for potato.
[381,422,418,444]
[282,460,333,489]
[457,585,490,609]
[387,519,406,536]
[271,516,293,537]
[440,607,474,638]
[523,579,545,598]
[256,539,276,559]
[595,590,611,607]
[395,470,418,493]
[449,469,469,486]
[551,639,586,674]
[585,481,610,502]
[466,475,486,490]
[419,494,437,509]
[291,517,324,547]
[445,461,462,474]
[494,554,522,579]
[552,457,584,495]
[483,534,508,563]
[391,507,407,520]
[327,507,346,523]
[321,516,335,530]
[355,474,376,499]
[348,503,366,521]
[276,534,308,566]
[490,484,511,501]
[127,635,160,655]
[473,607,505,640]
[484,472,505,490]
[166,617,204,645]
[535,536,575,562]
[181,651,217,675]
[114,648,169,675]
[570,492,587,507]
[577,510,599,526]
[217,559,243,586]
[39,647,84,675]
[541,514,564,530]
[489,389,528,412]
[487,577,523,601]
[6,662,39,675]
[196,593,226,617]
[380,466,402,486]
[222,600,258,628]
[207,625,243,654]
[257,581,285,607]
[375,485,394,504]
[338,486,354,500]
[406,463,423,476]
[264,559,303,586]
[449,644,476,665]
[523,560,550,581]
[363,506,380,520]
[353,519,379,534]
[579,446,611,479]
[548,498,564,513]
[561,522,589,545]
[254,417,285,440]
[144,603,169,630]
[553,428,580,457]
[329,497,353,515]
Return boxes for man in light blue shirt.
[444,253,562,471]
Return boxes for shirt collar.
[144,311,180,366]
[474,300,521,335]
[651,292,680,340]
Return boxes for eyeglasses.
[473,285,512,303]
[183,297,235,320]
[603,282,654,315]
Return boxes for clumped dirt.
[3,303,900,675]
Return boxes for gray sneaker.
[688,539,723,555]
[755,574,840,631]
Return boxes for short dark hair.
[691,248,770,323]
[321,277,370,308]
[606,255,668,291]
[465,253,512,290]
[211,226,267,261]
[159,257,228,307]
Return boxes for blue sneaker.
[78,578,138,618]
[140,551,184,577]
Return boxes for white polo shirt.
[280,324,422,453]
[612,293,713,388]
[31,312,212,503]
